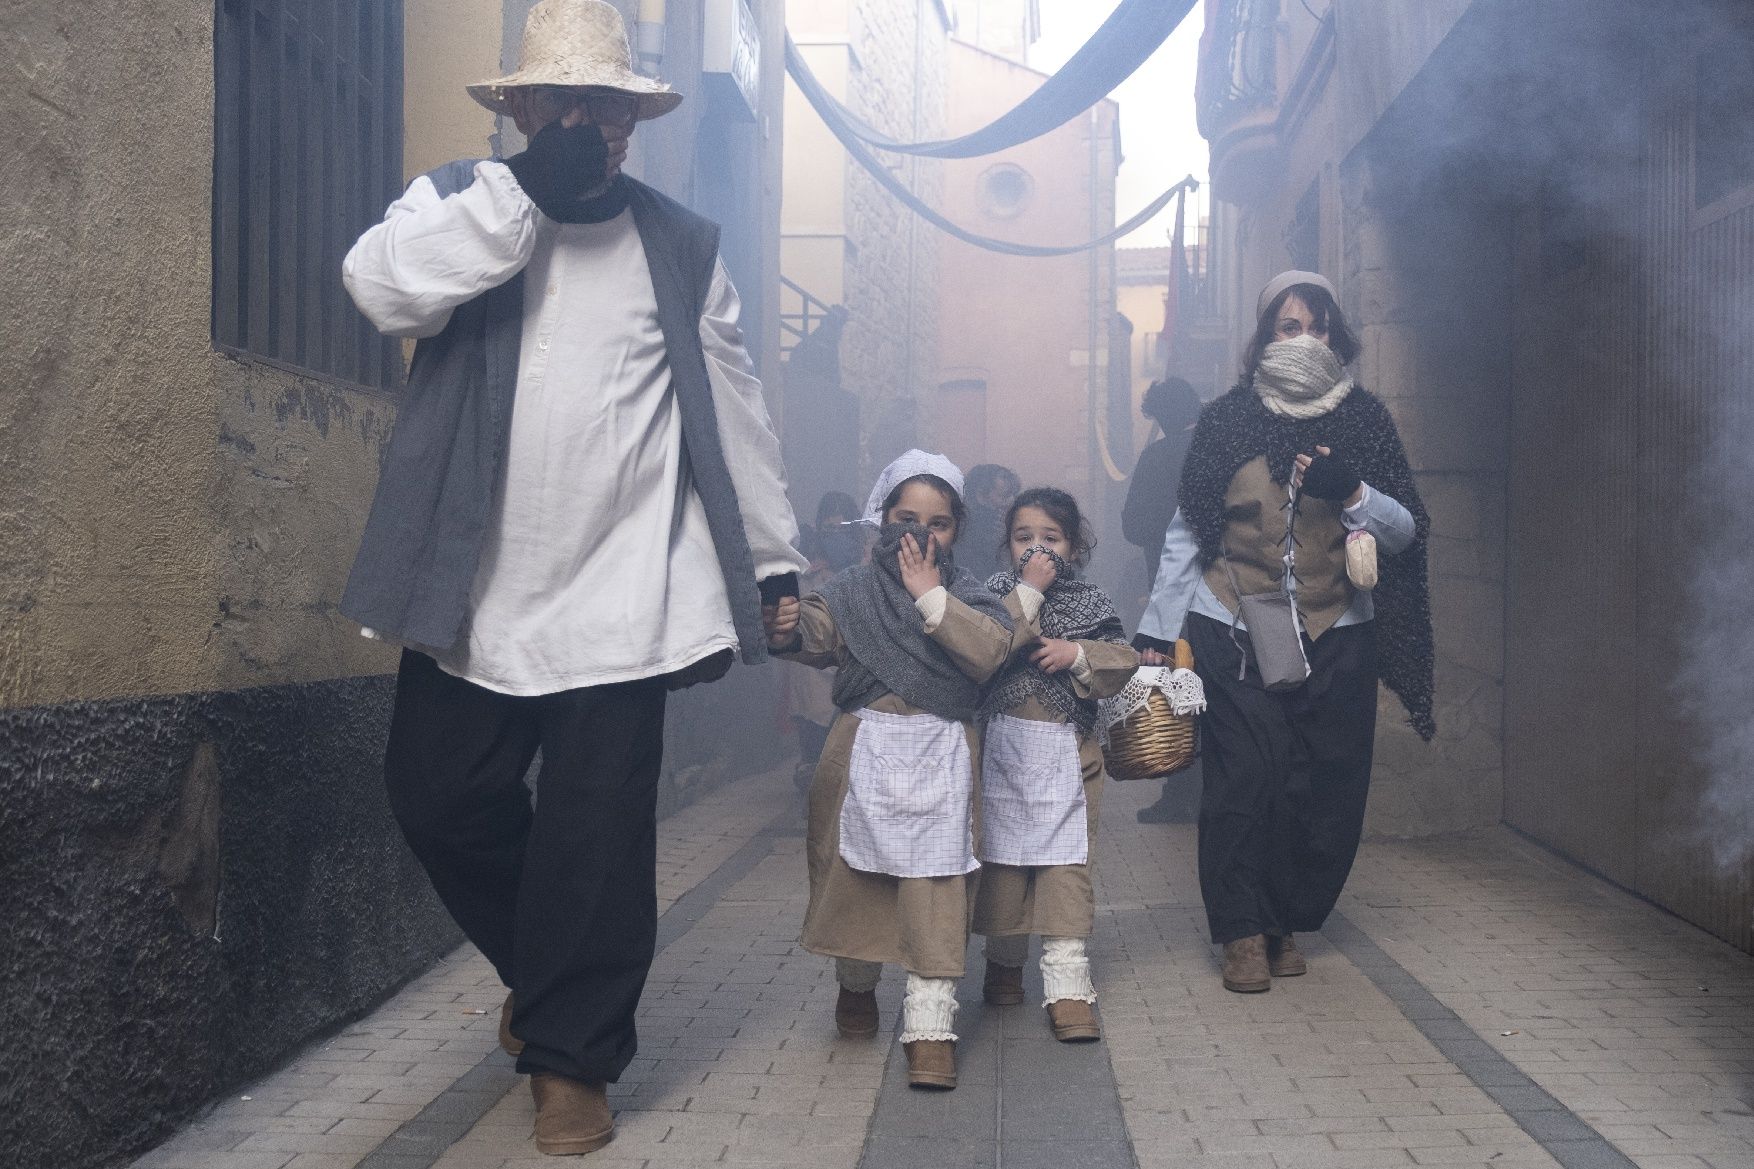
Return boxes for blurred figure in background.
[1122,377,1202,589]
[787,492,862,791]
[963,464,1022,579]
[1125,377,1206,825]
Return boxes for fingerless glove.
[1299,452,1362,502]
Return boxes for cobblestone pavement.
[133,765,1754,1169]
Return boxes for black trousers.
[383,650,668,1083]
[1186,613,1378,945]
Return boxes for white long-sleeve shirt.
[1138,484,1416,644]
[343,162,806,695]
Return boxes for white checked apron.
[978,713,1087,867]
[839,708,979,878]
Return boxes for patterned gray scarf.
[818,522,1014,722]
[979,549,1127,734]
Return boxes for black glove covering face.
[504,121,610,222]
[757,573,801,606]
[1299,451,1362,501]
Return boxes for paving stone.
[131,764,1754,1169]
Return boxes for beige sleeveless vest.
[1201,456,1354,640]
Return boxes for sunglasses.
[526,86,640,129]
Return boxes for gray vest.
[340,163,767,665]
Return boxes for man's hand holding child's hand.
[763,597,801,650]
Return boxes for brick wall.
[840,0,948,475]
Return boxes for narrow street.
[127,764,1754,1169]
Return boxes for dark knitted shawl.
[818,522,1014,722]
[978,551,1128,734]
[1177,384,1436,740]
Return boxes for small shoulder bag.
[1221,481,1311,691]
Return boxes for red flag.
[1160,184,1190,377]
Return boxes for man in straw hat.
[340,0,806,1154]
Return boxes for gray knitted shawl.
[818,522,1013,722]
[978,549,1128,734]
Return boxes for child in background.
[972,488,1138,1041]
[786,492,862,791]
[762,451,1013,1091]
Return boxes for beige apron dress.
[779,591,1013,979]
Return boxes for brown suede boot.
[530,1073,614,1155]
[499,992,524,1057]
[1222,934,1271,993]
[1046,999,1101,1042]
[982,961,1025,1006]
[835,986,879,1039]
[904,1039,957,1090]
[1267,934,1307,977]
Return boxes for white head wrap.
[1256,270,1338,321]
[859,450,965,526]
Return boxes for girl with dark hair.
[1136,271,1434,994]
[971,488,1138,1041]
[763,451,1013,1091]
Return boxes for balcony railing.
[1196,0,1279,143]
[779,275,842,356]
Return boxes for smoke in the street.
[1361,0,1752,869]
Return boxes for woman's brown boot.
[530,1072,614,1155]
[1222,934,1271,993]
[1267,934,1307,977]
[982,961,1025,1006]
[904,1039,957,1089]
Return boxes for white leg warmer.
[984,933,1029,967]
[836,957,882,993]
[1040,936,1096,1006]
[899,975,959,1043]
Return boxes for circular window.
[978,164,1034,219]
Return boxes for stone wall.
[1338,150,1510,837]
[0,4,795,1167]
[841,0,949,473]
[0,7,459,1167]
[1203,0,1507,836]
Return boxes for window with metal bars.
[212,0,404,390]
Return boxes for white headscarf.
[858,450,965,526]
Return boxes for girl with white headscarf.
[762,451,1015,1091]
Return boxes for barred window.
[213,0,404,389]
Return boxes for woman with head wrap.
[1134,272,1434,994]
[763,451,1015,1090]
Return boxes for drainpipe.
[636,0,665,76]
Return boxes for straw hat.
[467,0,683,122]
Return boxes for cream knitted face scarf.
[1252,334,1354,419]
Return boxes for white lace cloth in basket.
[1097,666,1208,747]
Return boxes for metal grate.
[212,0,404,390]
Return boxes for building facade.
[933,40,1121,538]
[780,0,951,513]
[0,2,792,1166]
[1198,0,1754,951]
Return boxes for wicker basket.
[1103,640,1200,781]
